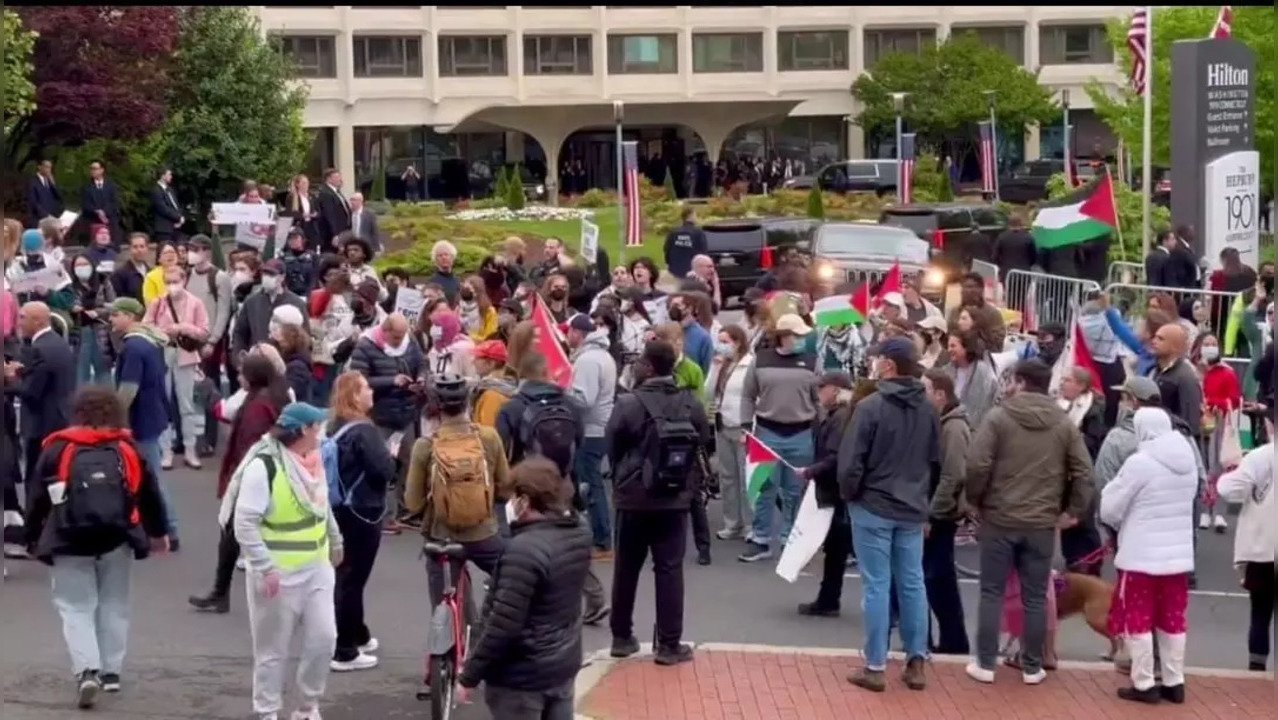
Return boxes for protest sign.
[211,202,275,225]
[644,295,669,326]
[394,286,426,324]
[775,484,834,583]
[580,219,599,265]
[12,264,71,294]
[235,222,272,251]
[58,211,79,231]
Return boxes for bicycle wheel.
[429,654,456,720]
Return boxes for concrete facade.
[256,5,1131,190]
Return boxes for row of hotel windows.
[277,25,1113,79]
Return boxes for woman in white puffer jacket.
[1100,407,1199,705]
[1215,441,1275,672]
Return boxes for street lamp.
[613,100,625,262]
[983,90,1000,199]
[891,92,908,198]
[1061,89,1072,186]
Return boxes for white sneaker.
[359,638,379,654]
[330,652,378,672]
[1213,514,1228,533]
[965,662,995,684]
[183,451,202,470]
[716,527,742,540]
[235,558,247,572]
[290,707,322,720]
[1197,512,1211,530]
[160,448,174,470]
[1022,669,1047,685]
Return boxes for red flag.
[1209,6,1232,39]
[1127,8,1149,96]
[1071,322,1104,394]
[872,262,902,309]
[850,281,872,318]
[530,293,573,388]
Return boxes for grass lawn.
[488,206,665,265]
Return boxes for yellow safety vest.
[258,457,329,570]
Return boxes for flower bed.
[449,206,596,223]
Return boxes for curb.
[571,641,1271,718]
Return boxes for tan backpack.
[429,425,492,530]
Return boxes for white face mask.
[429,326,444,342]
[505,497,522,526]
[1201,345,1220,362]
[231,271,250,287]
[188,251,204,266]
[74,266,93,281]
[166,282,184,296]
[261,274,280,292]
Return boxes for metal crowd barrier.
[1106,261,1145,286]
[1003,269,1101,330]
[1102,282,1253,357]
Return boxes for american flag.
[1127,8,1149,95]
[622,140,643,247]
[1209,5,1232,39]
[898,133,916,204]
[977,121,996,195]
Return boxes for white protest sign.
[774,483,834,583]
[394,286,426,325]
[13,264,72,294]
[58,210,79,231]
[579,218,599,265]
[643,295,668,326]
[235,222,272,251]
[274,216,295,249]
[210,202,275,225]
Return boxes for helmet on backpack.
[434,372,469,413]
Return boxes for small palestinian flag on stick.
[744,432,784,505]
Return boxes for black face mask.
[668,306,686,323]
[549,289,567,301]
[460,290,475,302]
[1038,339,1064,365]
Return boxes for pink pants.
[1107,571,1190,637]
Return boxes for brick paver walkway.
[580,650,1271,720]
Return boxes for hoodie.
[115,325,171,442]
[569,329,617,437]
[837,377,940,524]
[1100,408,1198,575]
[965,391,1093,530]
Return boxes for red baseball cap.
[473,339,508,363]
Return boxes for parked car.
[998,159,1061,204]
[782,160,899,196]
[702,217,820,303]
[879,202,1008,279]
[809,222,942,301]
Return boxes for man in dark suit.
[316,167,351,251]
[5,302,74,503]
[80,160,124,247]
[26,159,64,228]
[150,168,185,244]
[348,192,381,253]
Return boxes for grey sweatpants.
[246,562,337,715]
[974,525,1055,674]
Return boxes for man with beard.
[947,273,1006,354]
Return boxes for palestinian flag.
[744,433,783,505]
[1031,169,1119,249]
[813,294,865,328]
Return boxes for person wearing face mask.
[185,235,234,458]
[460,276,498,341]
[738,314,819,563]
[7,228,74,308]
[227,402,344,720]
[68,254,117,386]
[1195,332,1239,533]
[232,259,308,372]
[142,265,211,471]
[542,273,571,324]
[706,326,755,540]
[426,311,477,380]
[280,228,317,298]
[616,288,652,384]
[667,291,713,375]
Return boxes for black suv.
[879,203,1008,278]
[783,160,898,196]
[702,217,821,302]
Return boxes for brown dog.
[1056,572,1123,660]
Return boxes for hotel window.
[950,25,1025,65]
[1039,24,1113,65]
[523,35,593,75]
[778,30,850,71]
[692,32,764,73]
[439,35,507,76]
[353,35,423,77]
[274,35,337,78]
[607,34,678,74]
[863,27,936,67]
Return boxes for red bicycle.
[417,541,474,720]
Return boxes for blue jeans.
[136,440,178,536]
[749,427,813,546]
[850,503,928,670]
[75,327,113,386]
[573,437,610,549]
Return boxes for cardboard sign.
[580,218,599,264]
[394,286,426,324]
[211,202,275,225]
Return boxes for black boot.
[188,592,229,614]
[1159,684,1185,704]
[797,601,840,617]
[1116,686,1161,704]
[654,643,694,666]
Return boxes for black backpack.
[518,395,579,476]
[634,390,700,495]
[56,443,139,544]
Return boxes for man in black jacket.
[110,233,151,304]
[663,205,707,279]
[229,260,308,365]
[80,160,123,247]
[316,168,351,250]
[7,302,75,499]
[27,159,64,228]
[797,371,857,618]
[991,215,1036,285]
[149,169,185,244]
[457,458,592,715]
[606,340,710,666]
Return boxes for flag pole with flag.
[1209,5,1232,38]
[529,293,574,388]
[622,140,643,251]
[1127,7,1154,256]
[744,432,791,506]
[1031,167,1120,250]
[899,133,916,204]
[977,121,996,200]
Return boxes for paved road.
[0,455,1254,718]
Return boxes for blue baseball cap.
[276,402,327,431]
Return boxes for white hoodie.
[1215,443,1275,565]
[1100,408,1200,575]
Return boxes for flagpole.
[1139,5,1154,257]
[1106,166,1127,262]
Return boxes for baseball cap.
[774,313,812,336]
[474,339,508,363]
[271,304,305,327]
[917,315,948,333]
[870,336,918,367]
[568,314,595,333]
[276,402,327,431]
[1112,376,1161,403]
[261,258,284,275]
[109,297,145,318]
[817,370,853,391]
[188,234,213,250]
[881,291,907,311]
